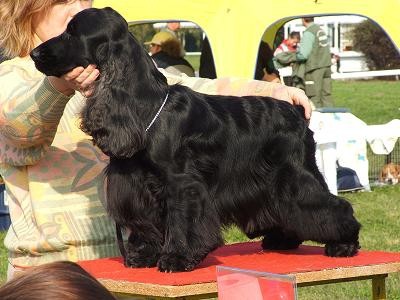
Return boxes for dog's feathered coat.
[31,7,361,272]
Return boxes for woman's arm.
[296,31,315,62]
[0,60,98,166]
[0,60,73,165]
[163,71,312,120]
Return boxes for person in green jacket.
[296,17,333,108]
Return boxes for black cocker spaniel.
[31,7,361,272]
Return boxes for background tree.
[351,20,400,70]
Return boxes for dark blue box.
[0,184,11,231]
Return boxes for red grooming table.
[78,242,400,299]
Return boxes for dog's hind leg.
[300,132,360,255]
[157,173,223,272]
[298,193,361,257]
[271,165,360,257]
[320,194,361,257]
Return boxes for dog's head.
[31,7,168,159]
[379,163,400,184]
[30,7,128,77]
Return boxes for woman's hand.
[271,85,312,120]
[48,64,100,97]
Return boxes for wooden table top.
[79,242,400,297]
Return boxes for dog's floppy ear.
[95,43,109,65]
[81,76,146,158]
[80,7,167,159]
[80,52,146,158]
[394,164,400,175]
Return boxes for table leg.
[372,275,387,300]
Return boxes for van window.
[128,21,216,78]
[256,14,400,83]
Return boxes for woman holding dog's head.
[0,0,311,279]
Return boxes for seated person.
[145,31,195,77]
[255,32,281,83]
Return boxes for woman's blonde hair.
[0,0,69,58]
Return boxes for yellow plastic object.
[94,0,400,78]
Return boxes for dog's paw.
[126,253,158,268]
[157,254,197,272]
[325,242,360,257]
[125,243,159,268]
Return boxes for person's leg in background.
[321,67,333,107]
[306,68,323,108]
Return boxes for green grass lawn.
[1,79,399,298]
[0,231,7,281]
[332,80,400,125]
[185,54,200,72]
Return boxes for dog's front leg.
[106,155,165,268]
[157,174,223,272]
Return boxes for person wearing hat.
[145,31,195,77]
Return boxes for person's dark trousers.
[305,67,332,108]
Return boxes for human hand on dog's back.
[164,71,312,120]
[271,85,312,120]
